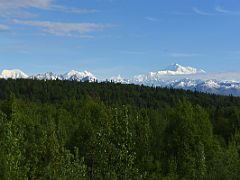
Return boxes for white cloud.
[193,6,240,16]
[169,53,200,58]
[0,24,9,31]
[50,5,98,14]
[215,6,240,15]
[0,0,97,17]
[144,16,159,22]
[192,7,215,16]
[14,20,112,36]
[0,1,108,37]
[121,51,146,55]
[0,0,52,10]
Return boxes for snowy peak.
[4,64,240,96]
[31,72,60,80]
[134,64,206,82]
[161,63,206,75]
[0,69,97,82]
[30,70,97,82]
[110,75,130,84]
[62,70,96,82]
[0,69,28,79]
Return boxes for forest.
[0,79,240,179]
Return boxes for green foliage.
[0,79,239,179]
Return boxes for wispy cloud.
[13,20,112,37]
[215,6,240,15]
[0,0,98,17]
[144,16,159,22]
[157,11,191,16]
[121,51,146,55]
[0,1,109,38]
[192,7,215,16]
[169,52,200,58]
[170,12,192,15]
[193,6,240,16]
[0,0,51,9]
[0,24,9,31]
[50,5,98,14]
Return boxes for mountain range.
[1,64,240,96]
[0,69,97,82]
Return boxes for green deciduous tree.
[163,101,213,179]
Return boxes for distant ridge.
[0,69,96,82]
[61,70,96,82]
[0,69,28,79]
[2,64,240,96]
[133,63,206,83]
[163,63,206,75]
[30,72,60,80]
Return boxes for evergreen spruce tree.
[2,94,28,179]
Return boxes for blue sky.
[0,0,240,78]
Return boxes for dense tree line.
[0,79,240,179]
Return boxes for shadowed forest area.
[0,79,240,179]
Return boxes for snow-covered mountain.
[0,69,97,82]
[110,75,130,84]
[2,64,240,96]
[133,63,206,83]
[163,63,206,75]
[0,69,28,79]
[30,70,97,82]
[61,70,96,82]
[116,64,240,96]
[160,79,240,96]
[30,72,60,80]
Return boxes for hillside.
[0,79,240,179]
